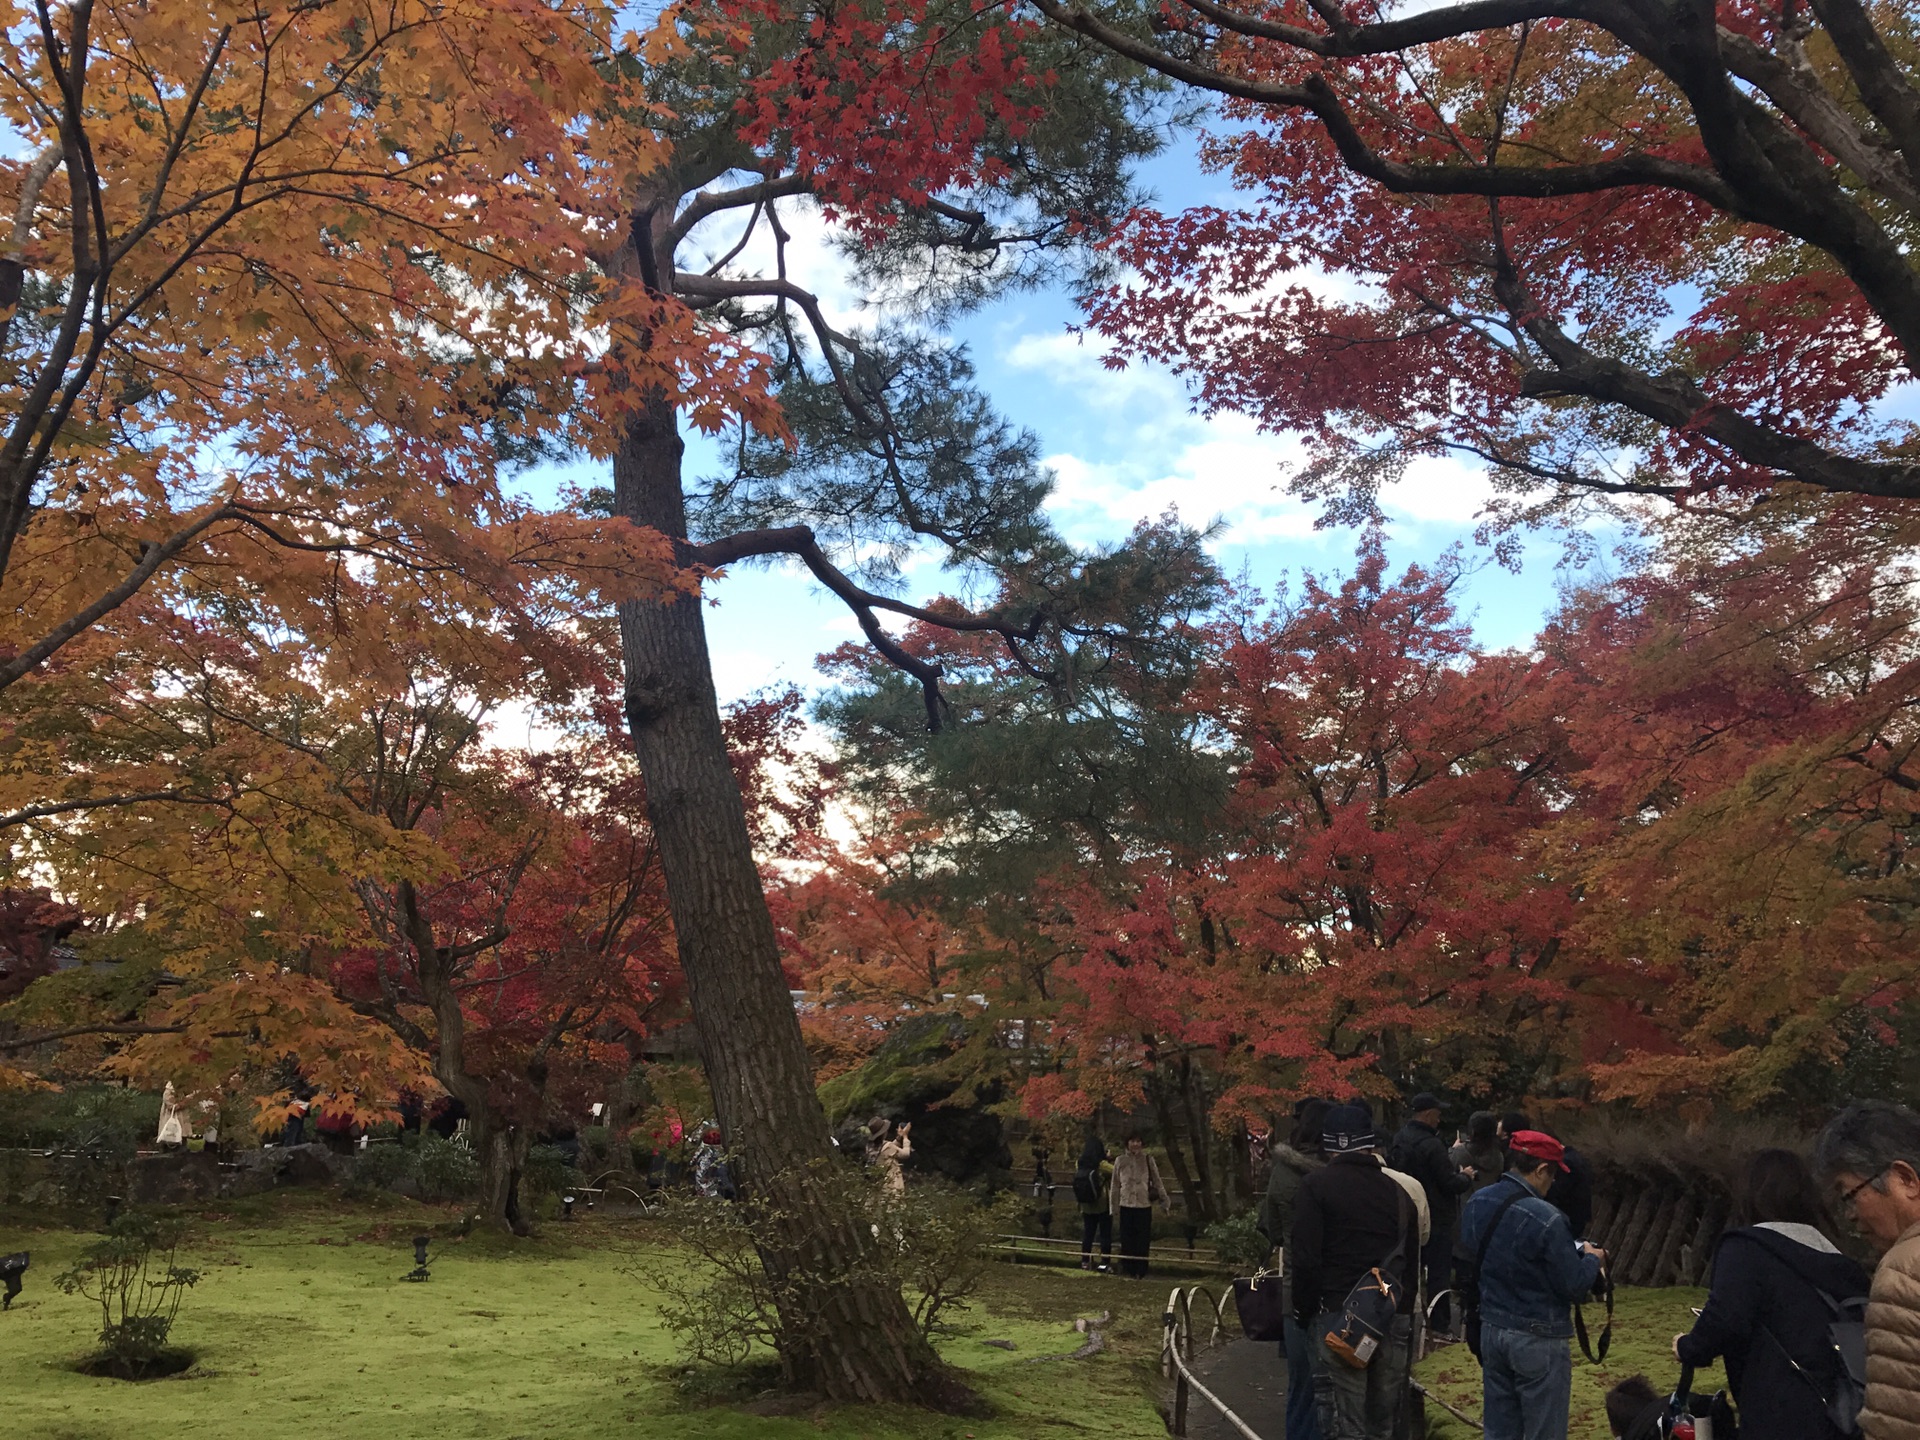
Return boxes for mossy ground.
[0,1191,1171,1440]
[1416,1286,1725,1440]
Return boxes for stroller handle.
[1668,1362,1695,1418]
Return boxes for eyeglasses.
[1838,1167,1890,1214]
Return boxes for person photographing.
[1458,1130,1606,1440]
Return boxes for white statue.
[155,1082,186,1146]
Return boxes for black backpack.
[1740,1229,1868,1437]
[1072,1167,1099,1206]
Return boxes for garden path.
[1188,1336,1287,1440]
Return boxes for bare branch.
[669,172,812,250]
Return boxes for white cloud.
[1002,329,1319,547]
[1384,453,1498,527]
[1003,325,1504,543]
[1045,425,1317,548]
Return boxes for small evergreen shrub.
[1204,1209,1275,1272]
[413,1134,479,1201]
[522,1144,581,1206]
[652,1169,1016,1383]
[350,1142,415,1193]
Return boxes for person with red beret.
[1458,1130,1607,1440]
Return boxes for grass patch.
[1416,1287,1725,1440]
[0,1192,1172,1440]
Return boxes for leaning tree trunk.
[402,880,535,1236]
[612,388,959,1406]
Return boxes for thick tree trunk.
[612,389,961,1406]
[1147,1066,1205,1224]
[473,1122,532,1233]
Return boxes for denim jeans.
[1310,1310,1411,1440]
[1283,1314,1323,1440]
[1480,1324,1573,1440]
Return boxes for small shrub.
[651,1167,1016,1383]
[0,1084,158,1205]
[1204,1209,1275,1272]
[522,1144,581,1205]
[414,1134,479,1201]
[350,1142,415,1193]
[54,1212,200,1378]
[575,1125,615,1173]
[896,1183,1021,1336]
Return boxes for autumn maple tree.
[824,540,1582,1213]
[0,0,754,714]
[0,581,691,1229]
[1545,496,1920,1111]
[1023,0,1920,527]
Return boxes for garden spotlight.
[562,1195,575,1220]
[0,1251,27,1310]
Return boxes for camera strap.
[1575,1259,1613,1363]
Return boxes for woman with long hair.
[1674,1147,1870,1440]
[1075,1134,1114,1270]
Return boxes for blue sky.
[529,135,1594,707]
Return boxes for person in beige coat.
[1110,1131,1171,1278]
[1817,1100,1920,1440]
[866,1115,912,1200]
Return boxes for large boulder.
[818,1013,1012,1186]
[127,1149,221,1205]
[220,1143,352,1196]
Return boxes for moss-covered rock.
[818,1014,1013,1186]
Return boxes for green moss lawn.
[1416,1286,1724,1440]
[0,1193,1171,1440]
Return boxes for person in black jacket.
[1292,1103,1419,1439]
[1389,1092,1474,1327]
[1500,1110,1594,1237]
[1674,1148,1871,1440]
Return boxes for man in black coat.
[1292,1103,1420,1438]
[1389,1092,1473,1328]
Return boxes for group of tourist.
[1073,1131,1172,1278]
[1256,1094,1920,1440]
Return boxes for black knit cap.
[1321,1103,1376,1153]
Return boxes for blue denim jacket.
[1459,1174,1600,1340]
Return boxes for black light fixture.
[403,1234,432,1282]
[0,1251,27,1310]
[561,1194,576,1221]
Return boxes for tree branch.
[0,1022,246,1054]
[669,172,812,250]
[1028,0,1738,205]
[0,789,229,831]
[1717,28,1920,216]
[1493,263,1920,498]
[688,524,1046,730]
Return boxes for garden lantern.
[561,1195,575,1220]
[0,1251,26,1310]
[403,1234,432,1282]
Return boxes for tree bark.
[612,387,964,1406]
